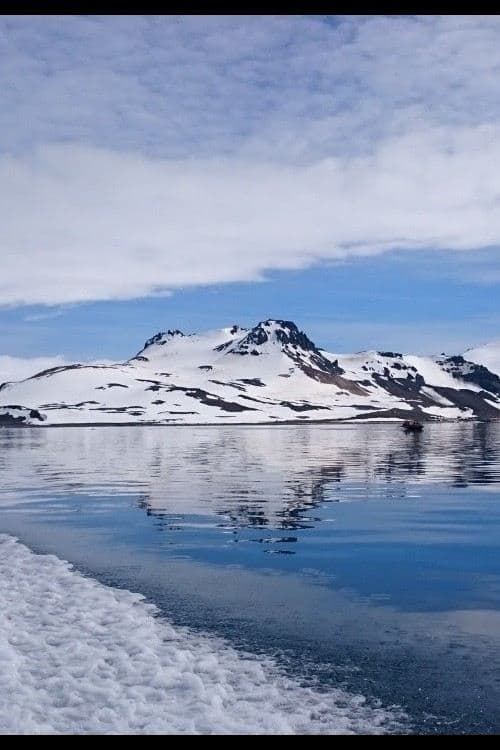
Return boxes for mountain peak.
[142,330,185,349]
[217,318,366,391]
[229,319,317,355]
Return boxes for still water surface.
[1,422,500,733]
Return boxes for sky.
[1,15,500,377]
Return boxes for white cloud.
[1,127,500,305]
[2,16,500,307]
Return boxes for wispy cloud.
[3,15,500,160]
[23,305,76,322]
[1,15,500,306]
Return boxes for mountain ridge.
[1,319,500,426]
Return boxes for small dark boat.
[402,420,424,432]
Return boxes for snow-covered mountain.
[1,319,500,425]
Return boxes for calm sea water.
[1,422,500,734]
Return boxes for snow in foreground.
[0,535,404,735]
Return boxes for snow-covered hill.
[465,341,500,378]
[1,319,500,425]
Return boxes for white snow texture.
[0,535,402,735]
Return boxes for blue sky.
[1,15,500,373]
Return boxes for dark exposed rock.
[0,405,45,425]
[372,372,435,406]
[279,401,331,412]
[95,382,129,390]
[230,320,317,354]
[213,340,234,352]
[17,363,115,384]
[9,363,84,382]
[299,364,368,395]
[440,356,500,396]
[237,378,266,387]
[165,385,256,412]
[29,409,44,420]
[433,386,500,419]
[142,330,184,348]
[239,394,269,404]
[90,406,144,413]
[0,413,26,424]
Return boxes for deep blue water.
[1,422,500,734]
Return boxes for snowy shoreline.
[0,417,490,428]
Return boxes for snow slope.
[0,535,403,734]
[465,342,500,377]
[1,320,499,425]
